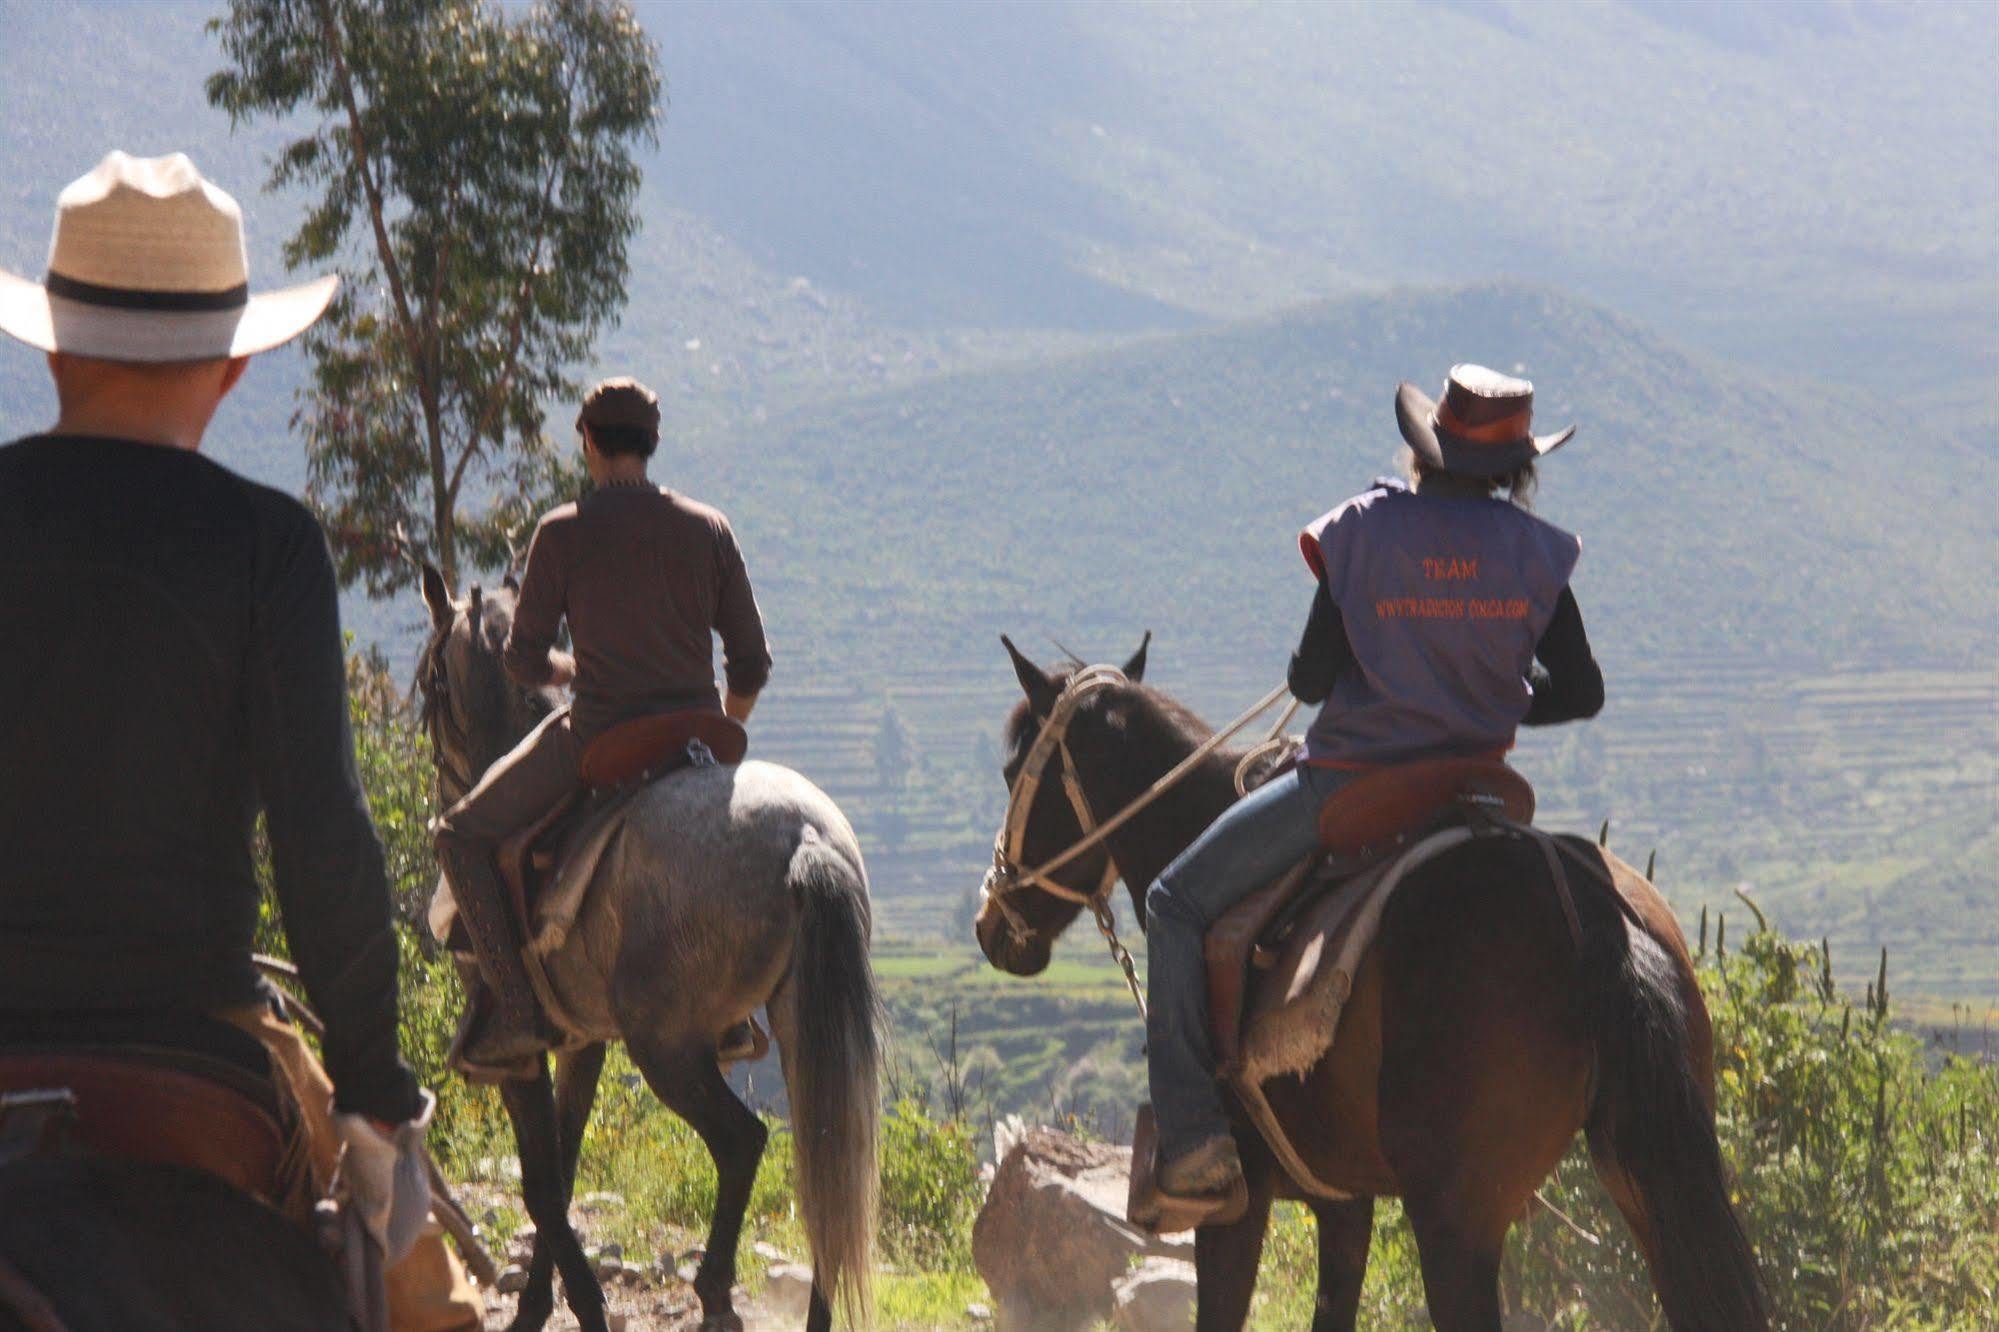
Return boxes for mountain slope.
[8,0,1985,435]
[680,281,1991,677]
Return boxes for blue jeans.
[1143,764,1352,1158]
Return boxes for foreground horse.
[416,567,882,1332]
[975,639,1766,1332]
[0,1157,347,1331]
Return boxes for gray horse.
[415,566,882,1332]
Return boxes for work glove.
[332,1088,436,1264]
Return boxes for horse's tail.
[773,832,883,1325]
[1575,874,1768,1332]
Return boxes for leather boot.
[435,837,558,1078]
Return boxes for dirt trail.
[481,1289,788,1331]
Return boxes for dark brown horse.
[0,1157,349,1331]
[974,640,1767,1332]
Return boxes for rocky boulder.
[972,1126,1192,1332]
[1113,1256,1197,1331]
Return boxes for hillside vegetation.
[0,1,1989,1016]
[275,661,1999,1329]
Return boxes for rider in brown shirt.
[504,482,769,742]
[434,378,770,1077]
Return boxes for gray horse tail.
[774,834,884,1323]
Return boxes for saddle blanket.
[427,791,634,959]
[1231,824,1478,1087]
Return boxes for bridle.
[415,632,482,807]
[980,666,1295,1017]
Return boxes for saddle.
[494,709,750,952]
[1130,757,1540,1233]
[1204,757,1535,1062]
[0,1044,291,1207]
[482,709,762,1055]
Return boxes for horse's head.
[974,632,1153,976]
[413,560,560,808]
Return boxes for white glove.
[333,1088,436,1264]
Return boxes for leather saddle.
[0,1044,290,1207]
[496,709,749,931]
[1203,757,1535,1066]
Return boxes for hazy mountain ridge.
[636,0,1998,417]
[7,0,1992,434]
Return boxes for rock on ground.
[1112,1256,1197,1331]
[761,1263,815,1320]
[972,1126,1192,1332]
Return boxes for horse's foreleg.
[1308,1196,1373,1332]
[1193,1160,1275,1332]
[499,1060,607,1332]
[624,1034,768,1331]
[522,1043,609,1325]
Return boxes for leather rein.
[980,668,1293,1017]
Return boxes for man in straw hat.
[0,151,480,1329]
[1140,364,1605,1206]
[428,372,772,1078]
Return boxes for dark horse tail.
[1573,857,1769,1332]
[775,833,884,1325]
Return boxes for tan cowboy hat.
[0,151,335,363]
[1395,364,1576,478]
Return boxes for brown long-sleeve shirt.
[503,482,772,741]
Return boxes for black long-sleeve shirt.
[0,434,420,1121]
[1288,581,1603,725]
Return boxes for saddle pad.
[529,791,637,957]
[1236,826,1477,1085]
[425,787,636,955]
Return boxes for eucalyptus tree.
[208,0,661,590]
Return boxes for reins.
[982,670,1295,1017]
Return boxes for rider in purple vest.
[1145,365,1605,1204]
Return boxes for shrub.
[1252,914,1999,1328]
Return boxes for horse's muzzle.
[973,872,1052,977]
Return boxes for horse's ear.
[1001,634,1059,715]
[502,570,520,595]
[467,583,484,627]
[420,561,455,630]
[1123,630,1151,683]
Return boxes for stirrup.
[446,990,544,1084]
[718,1017,769,1067]
[1126,1106,1250,1233]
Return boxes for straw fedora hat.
[1395,364,1576,478]
[0,150,335,363]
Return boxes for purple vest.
[1300,479,1580,768]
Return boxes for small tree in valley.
[207,0,661,590]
